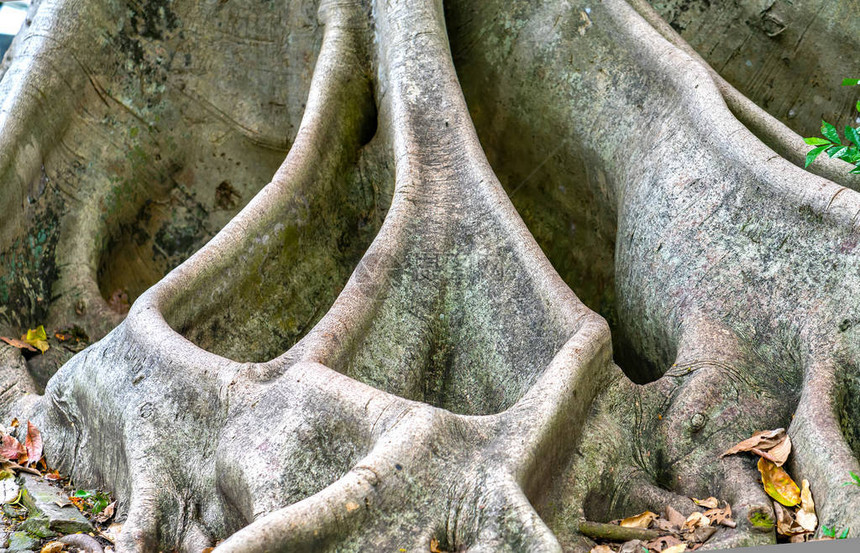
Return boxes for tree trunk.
[1,0,859,551]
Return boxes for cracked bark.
[1,0,859,551]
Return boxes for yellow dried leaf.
[662,544,687,553]
[40,542,63,553]
[589,546,614,553]
[684,511,710,530]
[620,511,657,528]
[796,479,817,532]
[758,458,800,506]
[691,496,719,509]
[22,325,49,354]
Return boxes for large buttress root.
[448,0,860,546]
[0,0,324,386]
[4,0,860,551]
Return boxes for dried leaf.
[703,504,735,528]
[620,511,658,528]
[796,479,817,532]
[96,500,117,523]
[662,544,687,553]
[763,435,791,466]
[721,429,785,458]
[646,535,684,552]
[1,475,19,504]
[655,518,679,533]
[0,336,36,352]
[773,502,796,536]
[691,525,716,543]
[684,512,710,530]
[23,325,49,354]
[589,546,614,553]
[758,458,800,506]
[691,497,719,509]
[40,541,64,553]
[619,540,644,553]
[430,538,443,553]
[10,419,19,428]
[664,505,686,528]
[1,434,25,460]
[25,421,42,467]
[45,469,62,481]
[789,532,811,543]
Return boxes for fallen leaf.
[684,511,710,530]
[0,336,36,352]
[759,435,791,466]
[620,510,658,528]
[789,532,811,543]
[664,505,686,528]
[662,544,687,553]
[96,500,117,523]
[646,535,684,552]
[23,325,49,353]
[691,497,719,509]
[795,479,817,532]
[0,457,41,476]
[703,504,735,528]
[40,541,63,553]
[655,517,678,533]
[25,421,42,467]
[691,525,716,543]
[619,540,644,553]
[773,502,796,536]
[44,469,62,481]
[589,546,614,553]
[721,429,785,458]
[758,458,800,506]
[1,434,25,460]
[1,475,19,504]
[10,419,19,428]
[430,538,443,553]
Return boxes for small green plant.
[71,489,111,514]
[821,525,850,539]
[843,470,860,487]
[804,79,860,174]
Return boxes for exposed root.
[4,0,860,550]
[790,357,860,536]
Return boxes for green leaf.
[842,78,860,86]
[839,528,850,539]
[73,490,93,499]
[847,127,860,148]
[823,525,835,538]
[822,121,842,144]
[850,166,860,174]
[806,145,828,167]
[92,497,109,514]
[857,100,860,113]
[829,146,849,159]
[805,137,831,146]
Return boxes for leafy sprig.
[804,79,860,174]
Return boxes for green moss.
[749,510,775,530]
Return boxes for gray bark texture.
[1,0,859,551]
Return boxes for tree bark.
[1,0,859,551]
